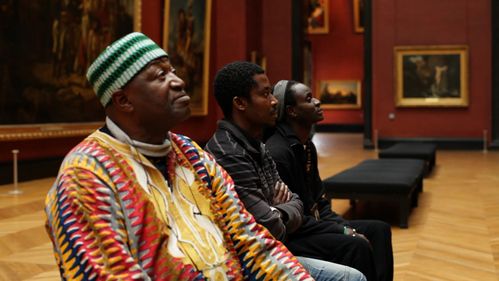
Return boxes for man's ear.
[286,105,297,118]
[233,96,247,112]
[110,89,133,112]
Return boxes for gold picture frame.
[317,80,362,109]
[0,0,142,141]
[394,45,469,107]
[163,0,211,116]
[307,0,329,34]
[353,0,364,33]
[250,51,267,71]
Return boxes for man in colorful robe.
[44,32,314,281]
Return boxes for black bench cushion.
[323,159,425,194]
[379,143,436,160]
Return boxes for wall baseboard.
[489,140,499,150]
[0,158,62,185]
[370,137,484,150]
[316,124,364,133]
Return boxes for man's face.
[290,83,324,125]
[245,73,278,128]
[123,57,191,133]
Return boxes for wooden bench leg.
[349,199,357,208]
[411,190,419,207]
[429,156,435,173]
[399,198,410,228]
[418,178,423,193]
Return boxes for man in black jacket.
[205,62,370,281]
[265,80,394,281]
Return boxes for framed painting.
[394,45,469,107]
[0,0,141,140]
[353,0,364,33]
[250,51,267,71]
[317,80,362,109]
[307,0,329,34]
[303,40,313,88]
[163,0,211,116]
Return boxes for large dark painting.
[395,45,469,107]
[0,0,140,140]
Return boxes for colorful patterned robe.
[45,130,313,281]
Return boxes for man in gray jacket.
[206,61,367,281]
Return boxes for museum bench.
[378,143,437,175]
[323,159,426,228]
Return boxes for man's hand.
[273,181,292,204]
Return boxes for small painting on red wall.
[163,0,211,116]
[317,80,361,109]
[395,45,469,107]
[353,0,364,33]
[307,0,329,34]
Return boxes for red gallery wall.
[261,0,292,84]
[308,0,364,125]
[372,0,491,138]
[143,0,292,143]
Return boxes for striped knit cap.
[86,32,168,107]
[273,80,290,122]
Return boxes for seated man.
[205,61,367,281]
[44,33,314,280]
[266,80,394,281]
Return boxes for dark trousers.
[286,220,393,281]
[350,220,394,281]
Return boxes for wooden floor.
[0,133,498,280]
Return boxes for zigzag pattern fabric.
[86,32,168,106]
[45,130,312,280]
